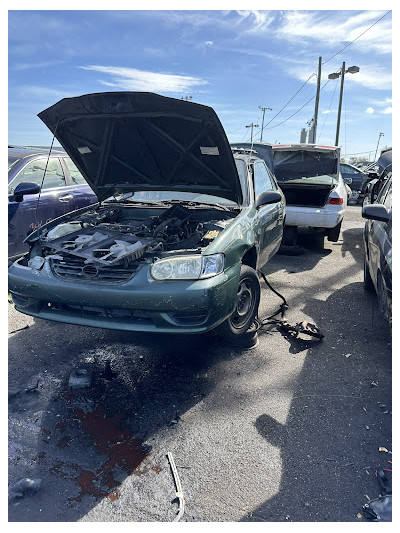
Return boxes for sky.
[8,6,392,162]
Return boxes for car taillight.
[329,198,344,205]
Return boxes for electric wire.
[322,10,391,66]
[258,72,316,136]
[263,79,330,131]
[255,10,391,137]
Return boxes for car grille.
[51,255,138,284]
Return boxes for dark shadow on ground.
[241,282,392,522]
[8,315,265,521]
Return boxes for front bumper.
[9,258,241,334]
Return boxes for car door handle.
[58,194,73,202]
[278,209,284,220]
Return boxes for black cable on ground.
[255,271,324,340]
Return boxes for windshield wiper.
[157,200,236,212]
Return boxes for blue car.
[8,147,98,262]
[339,162,369,203]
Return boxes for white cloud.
[204,41,214,46]
[366,107,375,114]
[236,10,274,33]
[382,106,392,114]
[80,65,207,94]
[347,65,392,90]
[277,10,391,54]
[322,110,333,114]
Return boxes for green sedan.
[9,92,285,339]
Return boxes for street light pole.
[246,123,259,143]
[374,132,384,161]
[328,63,360,147]
[258,106,272,142]
[335,62,346,147]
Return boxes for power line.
[260,72,317,133]
[317,77,339,143]
[264,79,330,131]
[322,10,391,66]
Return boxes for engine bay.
[39,204,233,270]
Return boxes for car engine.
[33,204,232,283]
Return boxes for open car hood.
[38,92,243,204]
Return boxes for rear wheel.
[327,221,342,242]
[218,265,260,340]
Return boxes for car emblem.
[82,264,99,277]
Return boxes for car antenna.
[34,123,59,241]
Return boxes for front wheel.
[218,265,260,340]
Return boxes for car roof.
[8,146,66,161]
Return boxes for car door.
[253,161,283,268]
[367,178,392,284]
[340,164,365,192]
[8,157,73,259]
[61,157,98,210]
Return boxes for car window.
[384,185,392,209]
[341,164,360,175]
[254,161,275,197]
[64,158,88,185]
[9,158,66,194]
[378,177,392,208]
[376,173,392,204]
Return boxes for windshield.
[273,150,339,186]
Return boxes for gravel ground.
[8,205,392,522]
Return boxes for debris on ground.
[378,446,391,454]
[362,467,392,521]
[25,374,43,392]
[68,367,93,389]
[167,452,185,522]
[9,478,41,499]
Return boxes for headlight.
[151,254,224,281]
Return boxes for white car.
[272,144,347,245]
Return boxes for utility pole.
[258,106,272,142]
[374,132,384,161]
[246,123,259,143]
[309,56,322,144]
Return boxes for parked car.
[339,162,369,203]
[271,143,347,245]
[8,147,98,262]
[9,92,285,339]
[363,148,392,207]
[362,174,392,323]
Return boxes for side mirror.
[12,182,41,202]
[362,203,391,223]
[256,190,282,208]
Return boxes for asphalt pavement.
[8,205,392,522]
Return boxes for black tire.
[312,231,325,250]
[282,226,298,246]
[327,222,342,242]
[363,259,374,292]
[218,265,260,339]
